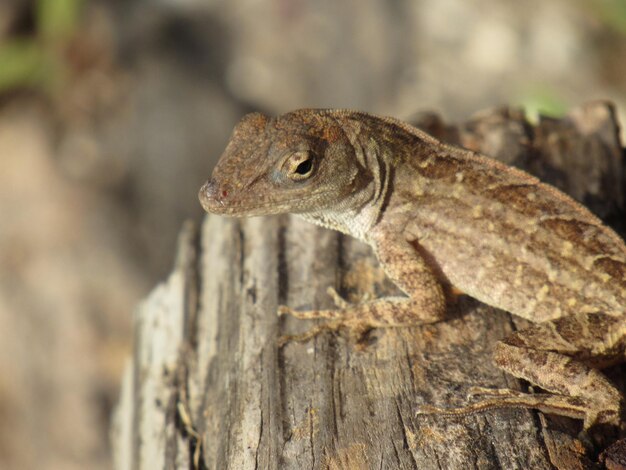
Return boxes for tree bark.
[111,102,625,470]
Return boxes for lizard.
[198,108,626,436]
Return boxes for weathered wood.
[111,102,625,470]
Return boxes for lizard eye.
[284,151,315,181]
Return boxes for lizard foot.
[276,287,353,320]
[415,392,621,430]
[277,321,343,347]
[414,400,514,420]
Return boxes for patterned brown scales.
[199,109,626,436]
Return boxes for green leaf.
[0,41,45,91]
[37,0,84,39]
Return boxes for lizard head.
[199,110,366,217]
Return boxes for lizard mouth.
[198,179,336,217]
[198,179,276,216]
[198,181,284,216]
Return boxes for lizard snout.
[199,178,226,212]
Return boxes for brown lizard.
[198,109,626,436]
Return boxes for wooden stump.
[111,102,625,470]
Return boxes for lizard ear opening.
[284,151,315,181]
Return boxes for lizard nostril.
[199,178,232,212]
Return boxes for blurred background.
[1,0,626,469]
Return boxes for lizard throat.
[297,182,385,241]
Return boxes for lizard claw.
[277,305,293,317]
[326,287,351,309]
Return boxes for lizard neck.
[297,122,394,242]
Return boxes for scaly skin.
[199,109,626,433]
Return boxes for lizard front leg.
[417,312,625,431]
[279,230,447,343]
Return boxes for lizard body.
[199,109,626,432]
